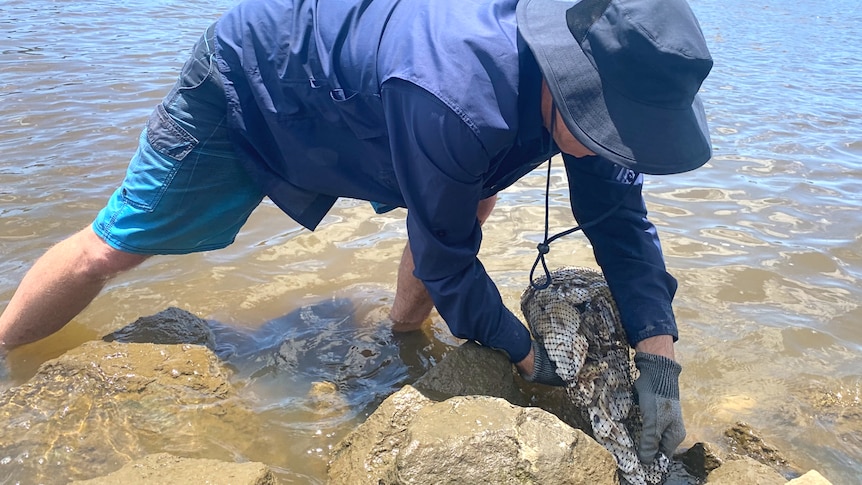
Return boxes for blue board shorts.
[92,25,264,255]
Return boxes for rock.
[102,306,216,350]
[794,383,862,466]
[786,470,833,485]
[329,385,433,483]
[69,453,275,485]
[724,422,790,469]
[711,394,759,422]
[308,380,349,417]
[412,340,527,406]
[680,442,724,479]
[0,341,259,483]
[518,382,593,434]
[664,460,706,485]
[706,457,786,485]
[328,385,619,485]
[411,339,589,432]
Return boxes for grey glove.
[633,352,686,464]
[521,340,566,387]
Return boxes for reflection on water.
[1,0,862,483]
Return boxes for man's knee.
[75,228,150,277]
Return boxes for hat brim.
[517,0,711,175]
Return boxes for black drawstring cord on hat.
[529,104,637,290]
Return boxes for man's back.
[213,0,532,229]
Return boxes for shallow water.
[1,0,861,483]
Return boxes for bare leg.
[0,227,149,348]
[389,195,498,332]
[388,242,435,332]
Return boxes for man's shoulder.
[377,0,523,153]
[378,0,520,81]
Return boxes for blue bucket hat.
[517,0,714,175]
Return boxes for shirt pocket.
[329,88,387,140]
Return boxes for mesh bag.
[520,267,671,485]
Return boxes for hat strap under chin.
[528,104,637,290]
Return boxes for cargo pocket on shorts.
[120,104,200,212]
[146,102,199,161]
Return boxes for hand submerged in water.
[633,351,686,463]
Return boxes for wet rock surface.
[69,453,276,485]
[724,421,798,476]
[328,385,620,485]
[679,442,724,479]
[786,470,834,485]
[686,421,838,485]
[102,306,216,350]
[412,340,527,406]
[705,456,787,484]
[0,340,261,483]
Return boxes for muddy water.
[1,0,861,483]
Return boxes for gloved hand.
[520,340,566,387]
[633,351,686,464]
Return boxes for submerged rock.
[705,423,837,485]
[0,341,258,484]
[308,380,349,417]
[102,306,216,350]
[69,453,275,485]
[723,421,797,476]
[328,385,619,485]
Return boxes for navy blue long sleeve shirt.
[214,0,678,362]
